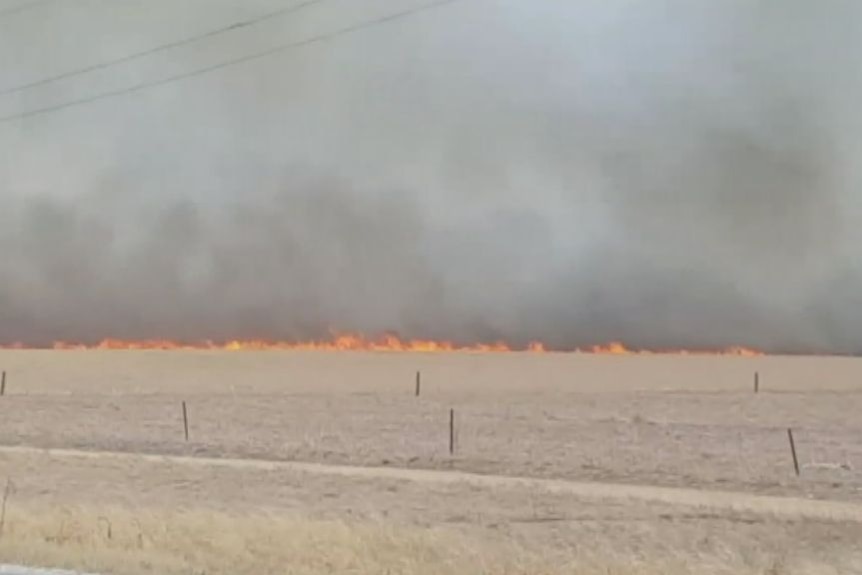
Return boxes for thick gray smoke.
[1,0,861,353]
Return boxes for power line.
[0,0,463,126]
[0,0,330,97]
[0,0,56,20]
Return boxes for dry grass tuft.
[0,505,557,575]
[0,505,859,574]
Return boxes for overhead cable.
[0,0,462,126]
[0,0,330,97]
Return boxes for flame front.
[0,334,762,355]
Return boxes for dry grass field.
[1,350,862,574]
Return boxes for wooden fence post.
[182,401,189,442]
[787,428,800,476]
[449,408,455,455]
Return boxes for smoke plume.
[1,0,861,353]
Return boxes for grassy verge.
[0,504,851,574]
[0,505,568,575]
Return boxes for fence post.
[787,428,800,476]
[182,401,189,442]
[415,371,421,397]
[449,408,455,455]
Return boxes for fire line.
[0,335,763,356]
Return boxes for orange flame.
[582,342,762,357]
[0,334,763,355]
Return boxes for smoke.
[1,0,861,353]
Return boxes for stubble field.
[0,350,861,574]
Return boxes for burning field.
[3,0,862,573]
[0,334,765,356]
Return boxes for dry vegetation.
[0,506,559,575]
[1,350,861,574]
[1,505,859,575]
